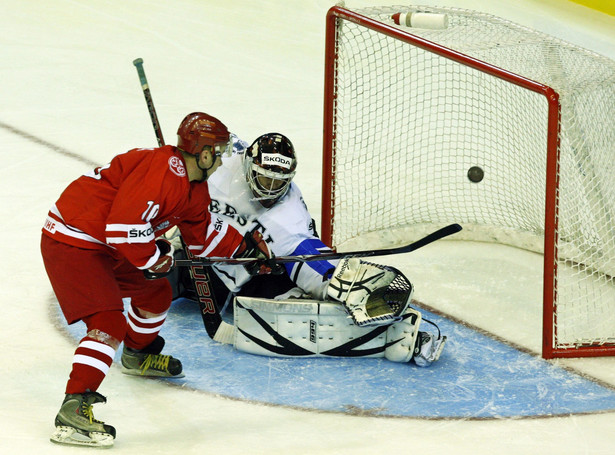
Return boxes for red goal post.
[321,5,615,359]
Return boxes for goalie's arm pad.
[232,296,421,362]
[326,258,413,327]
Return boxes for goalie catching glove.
[234,230,284,276]
[327,258,412,327]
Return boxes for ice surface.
[2,1,615,453]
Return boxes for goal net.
[321,5,615,358]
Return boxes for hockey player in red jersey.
[41,112,275,448]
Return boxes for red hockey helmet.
[176,112,232,157]
[244,133,297,208]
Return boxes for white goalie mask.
[243,133,297,208]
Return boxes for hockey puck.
[467,166,484,183]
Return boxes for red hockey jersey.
[42,146,243,269]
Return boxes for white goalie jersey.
[207,135,336,299]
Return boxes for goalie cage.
[321,5,615,359]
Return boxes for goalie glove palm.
[327,258,411,326]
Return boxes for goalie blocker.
[232,260,446,365]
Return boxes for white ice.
[2,0,615,453]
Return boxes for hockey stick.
[133,58,228,340]
[133,58,165,147]
[176,223,462,267]
[178,237,232,341]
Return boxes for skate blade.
[432,335,447,362]
[50,425,114,448]
[121,366,185,378]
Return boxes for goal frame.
[320,6,615,359]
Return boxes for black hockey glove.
[144,239,175,280]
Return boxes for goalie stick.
[132,58,228,340]
[175,223,462,267]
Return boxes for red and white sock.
[66,336,116,394]
[124,304,168,350]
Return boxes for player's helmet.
[177,112,232,157]
[244,133,297,208]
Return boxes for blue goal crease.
[57,297,615,419]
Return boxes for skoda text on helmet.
[177,112,232,157]
[244,133,297,208]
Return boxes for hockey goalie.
[167,132,446,367]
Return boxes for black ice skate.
[121,335,184,378]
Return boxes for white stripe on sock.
[127,305,168,324]
[73,354,110,374]
[79,340,116,360]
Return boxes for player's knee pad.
[82,310,127,349]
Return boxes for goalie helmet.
[244,133,297,208]
[177,112,232,157]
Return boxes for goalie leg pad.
[384,308,421,362]
[233,296,387,358]
[233,296,422,362]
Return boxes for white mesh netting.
[325,5,615,353]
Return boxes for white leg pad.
[384,308,421,362]
[233,296,421,362]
